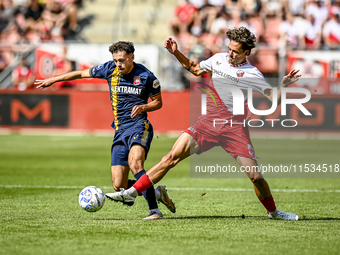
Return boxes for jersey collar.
[229,61,248,67]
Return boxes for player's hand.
[131,105,146,118]
[164,37,178,55]
[281,69,301,87]
[34,78,56,89]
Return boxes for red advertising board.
[35,48,106,87]
[287,51,340,95]
[0,90,190,133]
[0,90,339,132]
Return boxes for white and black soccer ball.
[79,186,105,212]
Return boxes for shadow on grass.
[164,215,262,220]
[93,215,340,221]
[93,215,264,221]
[300,217,340,221]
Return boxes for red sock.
[259,195,277,212]
[132,174,153,194]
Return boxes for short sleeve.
[199,56,214,72]
[90,61,113,79]
[147,72,161,97]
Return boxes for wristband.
[187,61,194,71]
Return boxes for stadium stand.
[1,0,340,90]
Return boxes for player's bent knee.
[129,163,144,174]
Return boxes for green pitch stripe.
[0,185,339,193]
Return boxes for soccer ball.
[79,186,105,212]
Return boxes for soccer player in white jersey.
[106,27,301,221]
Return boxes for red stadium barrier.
[0,90,190,133]
[0,90,339,133]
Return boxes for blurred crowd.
[170,0,340,53]
[2,0,340,90]
[168,0,340,88]
[0,0,82,73]
[0,0,82,43]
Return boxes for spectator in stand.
[0,0,20,70]
[41,0,68,42]
[0,22,21,64]
[258,0,285,37]
[278,11,303,49]
[305,0,329,27]
[170,0,198,36]
[261,0,285,17]
[12,57,36,91]
[301,13,322,49]
[0,0,16,31]
[191,0,222,35]
[226,9,258,37]
[191,0,225,35]
[282,0,306,16]
[224,0,242,13]
[24,0,44,32]
[322,7,340,49]
[330,0,340,16]
[56,0,80,34]
[209,9,229,50]
[240,0,262,16]
[19,0,44,44]
[210,8,229,36]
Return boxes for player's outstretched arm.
[164,37,208,76]
[131,94,162,118]
[35,69,91,89]
[264,69,301,103]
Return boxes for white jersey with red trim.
[199,53,272,120]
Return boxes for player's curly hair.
[226,27,256,54]
[109,41,135,55]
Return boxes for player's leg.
[109,143,137,204]
[111,165,137,191]
[131,133,199,213]
[235,156,272,200]
[111,165,130,191]
[128,144,163,219]
[236,156,298,221]
[106,132,200,203]
[137,132,199,185]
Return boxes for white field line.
[0,185,339,193]
[1,131,340,140]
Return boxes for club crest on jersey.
[236,70,245,77]
[153,79,160,89]
[134,76,141,85]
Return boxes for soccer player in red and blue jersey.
[35,41,175,219]
[106,28,301,221]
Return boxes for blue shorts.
[111,120,154,166]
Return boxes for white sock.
[127,187,138,197]
[268,209,279,216]
[150,208,161,215]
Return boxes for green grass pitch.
[0,133,340,255]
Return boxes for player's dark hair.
[226,27,256,55]
[109,41,135,55]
